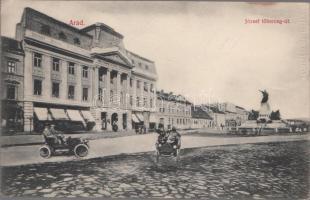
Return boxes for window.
[143,97,147,107]
[136,97,140,107]
[82,66,88,78]
[137,80,140,89]
[52,58,60,71]
[34,53,42,68]
[131,59,135,64]
[145,65,149,70]
[144,82,148,92]
[68,85,75,99]
[98,88,103,100]
[52,82,59,98]
[40,24,50,35]
[33,79,42,95]
[7,60,16,73]
[59,32,67,40]
[68,62,75,75]
[150,84,154,92]
[82,87,88,101]
[7,85,16,100]
[150,99,153,108]
[74,37,81,45]
[138,62,142,67]
[130,96,133,106]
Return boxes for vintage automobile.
[155,131,181,164]
[39,135,89,158]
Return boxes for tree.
[270,110,281,120]
[248,110,259,120]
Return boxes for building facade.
[7,7,157,132]
[1,37,25,133]
[191,105,213,129]
[156,91,192,130]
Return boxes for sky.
[1,1,309,118]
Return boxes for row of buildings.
[0,7,249,134]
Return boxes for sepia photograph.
[0,0,309,199]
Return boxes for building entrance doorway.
[111,113,118,132]
[101,112,107,130]
[122,113,127,130]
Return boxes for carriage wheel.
[39,145,52,158]
[74,144,89,158]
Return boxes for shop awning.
[136,113,144,122]
[49,108,68,120]
[34,107,49,121]
[66,109,85,122]
[132,114,140,123]
[81,110,95,122]
[149,113,157,123]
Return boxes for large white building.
[7,7,157,132]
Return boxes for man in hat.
[43,124,65,145]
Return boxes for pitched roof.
[203,105,226,114]
[1,36,24,54]
[156,90,192,104]
[191,106,213,120]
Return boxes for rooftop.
[23,7,92,38]
[156,90,192,104]
[191,106,213,120]
[1,36,24,54]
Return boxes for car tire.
[39,145,52,158]
[74,144,89,158]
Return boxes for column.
[75,64,82,102]
[93,67,99,104]
[43,55,51,99]
[105,68,111,107]
[126,74,130,109]
[23,101,34,132]
[60,60,67,99]
[127,111,132,130]
[132,77,137,110]
[140,80,144,109]
[23,50,33,100]
[147,82,151,109]
[116,72,121,107]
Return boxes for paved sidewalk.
[1,133,309,167]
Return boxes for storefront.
[1,100,24,134]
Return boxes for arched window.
[58,32,67,40]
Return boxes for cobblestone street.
[2,140,309,199]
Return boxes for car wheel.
[39,145,52,158]
[74,144,89,158]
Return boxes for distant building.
[1,37,25,133]
[206,102,249,129]
[204,105,226,130]
[191,105,213,129]
[156,90,192,130]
